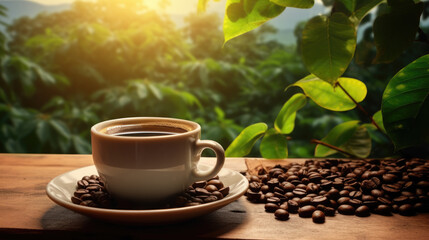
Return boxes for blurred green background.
[1,0,428,157]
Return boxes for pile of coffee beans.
[71,175,113,208]
[245,158,429,223]
[71,175,229,209]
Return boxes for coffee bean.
[355,205,370,217]
[326,188,340,200]
[265,203,279,213]
[298,196,312,207]
[192,180,207,188]
[371,189,384,198]
[77,180,89,189]
[282,182,295,192]
[205,185,218,192]
[325,207,336,216]
[195,187,210,195]
[207,179,224,189]
[338,205,355,215]
[375,204,392,215]
[219,186,230,197]
[279,203,288,210]
[292,188,307,198]
[382,184,401,195]
[212,191,224,200]
[274,209,290,220]
[311,196,328,206]
[398,204,415,216]
[71,196,82,204]
[204,196,218,203]
[287,200,299,213]
[185,202,201,207]
[312,210,325,223]
[348,199,362,208]
[337,197,350,205]
[298,205,316,218]
[249,175,260,183]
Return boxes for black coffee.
[113,131,176,137]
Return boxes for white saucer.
[46,163,248,225]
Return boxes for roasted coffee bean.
[338,205,355,215]
[298,205,316,218]
[192,180,207,188]
[349,191,362,199]
[312,210,325,223]
[274,186,285,194]
[265,203,279,213]
[282,182,295,192]
[195,187,210,195]
[371,189,384,198]
[212,191,224,200]
[398,204,415,216]
[325,207,336,216]
[186,202,201,207]
[339,190,350,197]
[362,195,376,202]
[292,188,307,198]
[80,200,97,207]
[320,181,333,191]
[77,180,89,189]
[71,196,82,204]
[382,184,401,195]
[260,185,270,193]
[377,197,392,206]
[349,199,362,208]
[326,188,340,200]
[88,179,98,184]
[287,200,299,213]
[274,209,290,220]
[205,185,218,192]
[279,203,288,210]
[375,205,392,215]
[298,196,312,207]
[74,189,89,198]
[355,205,370,217]
[267,179,279,189]
[204,196,218,203]
[207,179,224,189]
[249,175,260,183]
[267,197,281,204]
[249,182,261,192]
[311,196,328,206]
[337,197,350,205]
[393,196,409,205]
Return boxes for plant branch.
[335,82,383,133]
[311,139,359,158]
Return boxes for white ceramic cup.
[91,117,225,202]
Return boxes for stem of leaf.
[335,82,383,133]
[310,139,359,159]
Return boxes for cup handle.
[191,139,225,182]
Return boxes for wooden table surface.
[1,154,429,240]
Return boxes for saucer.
[46,163,248,225]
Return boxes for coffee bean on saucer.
[274,209,289,220]
[192,181,207,188]
[205,185,218,192]
[219,187,230,197]
[207,179,224,189]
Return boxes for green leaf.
[289,74,367,111]
[342,125,372,158]
[260,128,288,159]
[270,0,314,9]
[223,0,285,43]
[301,12,356,84]
[49,119,70,139]
[373,0,423,63]
[72,135,91,154]
[147,82,163,100]
[315,120,360,157]
[225,122,268,157]
[372,110,386,133]
[336,0,383,21]
[382,54,429,151]
[275,93,307,134]
[36,120,50,144]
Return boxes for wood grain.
[0,154,429,240]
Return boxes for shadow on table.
[40,200,248,239]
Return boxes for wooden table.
[1,154,429,239]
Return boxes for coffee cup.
[91,117,225,202]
